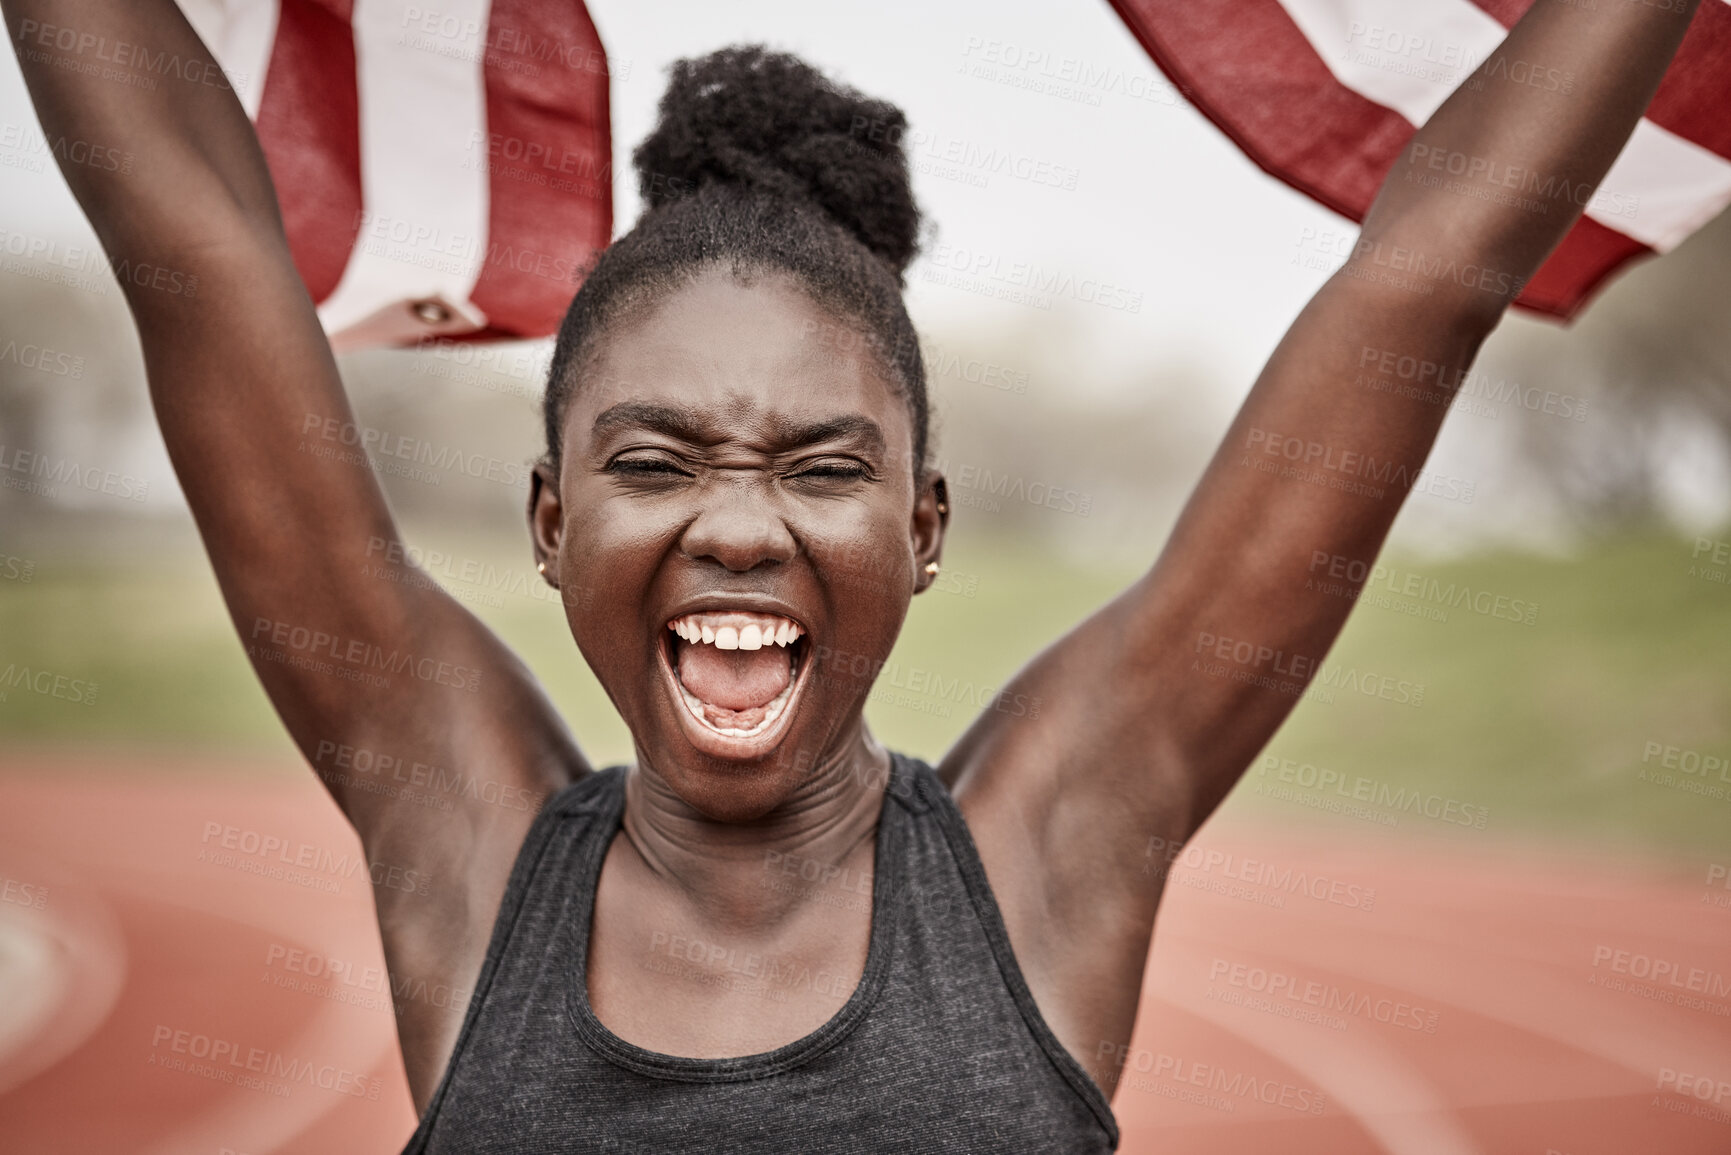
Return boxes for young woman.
[6,0,1700,1149]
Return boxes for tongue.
[677,642,791,709]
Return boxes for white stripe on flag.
[172,1,232,71]
[1280,0,1501,126]
[220,0,282,120]
[1599,119,1731,251]
[1277,0,1731,251]
[316,0,493,336]
[171,0,280,119]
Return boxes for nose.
[677,472,798,573]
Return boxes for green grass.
[1246,533,1731,854]
[3,527,1728,853]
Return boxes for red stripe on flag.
[1107,0,1411,224]
[1466,0,1731,165]
[1107,0,1666,319]
[254,0,362,304]
[468,0,614,339]
[1516,214,1652,317]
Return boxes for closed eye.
[607,455,692,477]
[790,460,874,483]
[603,454,873,483]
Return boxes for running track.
[1,755,1728,1154]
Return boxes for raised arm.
[1070,0,1702,832]
[4,0,587,1105]
[942,0,1702,1092]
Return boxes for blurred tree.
[1486,208,1731,530]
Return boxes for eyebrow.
[590,401,887,457]
[591,402,713,446]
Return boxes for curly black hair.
[541,46,929,481]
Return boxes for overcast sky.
[589,0,1348,391]
[0,0,1348,397]
[5,0,1723,548]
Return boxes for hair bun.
[632,45,921,279]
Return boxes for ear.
[528,457,562,588]
[912,472,949,595]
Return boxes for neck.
[620,721,890,932]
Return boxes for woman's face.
[530,267,946,821]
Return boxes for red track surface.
[1,757,1728,1154]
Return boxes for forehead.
[567,268,911,453]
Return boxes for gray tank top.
[402,750,1119,1153]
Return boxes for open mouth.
[661,611,812,745]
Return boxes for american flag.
[177,0,613,351]
[1110,0,1731,320]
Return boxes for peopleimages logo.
[1094,1042,1328,1115]
[925,456,1092,517]
[922,244,1144,313]
[0,338,85,377]
[1207,958,1440,1033]
[1590,945,1731,998]
[1243,427,1475,504]
[0,663,99,706]
[299,413,533,490]
[248,615,485,694]
[148,1025,383,1100]
[1254,756,1487,827]
[0,443,150,503]
[1152,843,1377,911]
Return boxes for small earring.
[537,562,547,575]
[923,562,940,576]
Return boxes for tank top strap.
[882,747,932,815]
[892,752,1121,1145]
[406,766,626,1144]
[541,763,628,818]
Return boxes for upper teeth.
[669,612,803,650]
